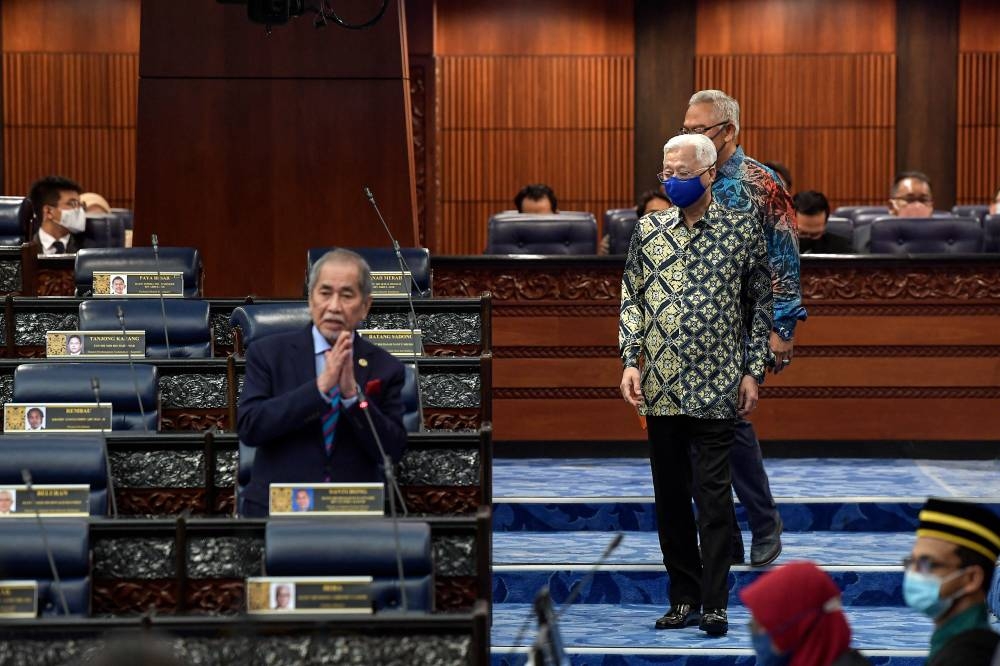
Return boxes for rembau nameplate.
[93,271,184,297]
[246,576,373,614]
[4,403,113,433]
[269,483,385,516]
[46,330,145,359]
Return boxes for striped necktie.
[322,387,341,454]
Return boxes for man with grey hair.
[684,89,804,567]
[620,133,773,635]
[238,249,408,517]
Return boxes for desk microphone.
[21,469,71,616]
[362,186,425,429]
[150,234,172,357]
[117,306,149,433]
[90,377,118,518]
[355,381,409,612]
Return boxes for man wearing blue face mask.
[28,176,86,255]
[905,498,1000,665]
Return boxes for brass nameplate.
[0,485,90,518]
[93,271,184,297]
[370,271,412,297]
[4,403,113,432]
[0,581,38,618]
[246,576,373,614]
[269,483,385,516]
[357,329,423,358]
[46,330,145,359]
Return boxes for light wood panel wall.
[956,0,1000,207]
[437,55,634,255]
[694,54,896,209]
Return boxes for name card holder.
[357,329,423,358]
[0,581,38,618]
[247,576,373,615]
[0,485,90,518]
[92,271,184,298]
[269,483,385,516]
[46,330,146,359]
[4,403,113,433]
[369,271,412,298]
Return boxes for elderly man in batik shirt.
[619,133,773,637]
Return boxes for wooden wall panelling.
[956,52,1000,205]
[958,0,1000,52]
[2,0,141,54]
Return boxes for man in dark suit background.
[237,249,408,517]
[28,176,86,255]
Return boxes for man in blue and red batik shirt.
[682,89,808,567]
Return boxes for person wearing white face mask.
[28,175,86,255]
[904,498,1000,665]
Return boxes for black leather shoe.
[750,514,783,567]
[654,603,701,629]
[699,608,728,636]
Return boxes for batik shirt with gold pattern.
[619,198,773,419]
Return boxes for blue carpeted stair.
[490,457,1000,665]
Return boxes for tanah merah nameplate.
[246,576,373,615]
[0,581,38,618]
[369,271,412,297]
[92,271,184,297]
[357,329,423,358]
[4,403,113,433]
[46,330,145,359]
[269,483,385,516]
[0,485,90,518]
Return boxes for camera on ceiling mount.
[217,0,389,30]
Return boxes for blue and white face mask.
[903,567,968,619]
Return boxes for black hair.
[636,189,670,217]
[891,171,932,197]
[793,190,830,217]
[514,184,558,213]
[28,176,82,223]
[27,408,43,418]
[764,162,792,190]
[955,545,995,595]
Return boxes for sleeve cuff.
[341,395,359,409]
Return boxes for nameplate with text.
[269,483,385,516]
[4,403,113,433]
[357,329,423,358]
[0,485,90,518]
[0,582,38,618]
[93,271,184,298]
[46,330,145,359]
[370,271,412,297]
[246,576,373,615]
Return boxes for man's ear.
[962,565,985,595]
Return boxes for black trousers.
[729,418,780,553]
[648,414,735,611]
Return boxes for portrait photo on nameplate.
[246,577,373,615]
[46,330,145,359]
[92,271,184,298]
[369,271,412,297]
[0,581,38,618]
[269,483,385,516]
[357,329,423,358]
[4,403,112,432]
[0,485,89,518]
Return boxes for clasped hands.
[316,331,358,399]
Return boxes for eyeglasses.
[890,195,932,205]
[902,555,955,574]
[657,165,712,182]
[679,121,729,136]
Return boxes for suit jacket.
[237,326,408,515]
[799,233,853,254]
[30,231,80,255]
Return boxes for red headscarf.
[739,561,852,666]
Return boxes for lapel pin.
[359,358,368,368]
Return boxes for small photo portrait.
[25,406,46,431]
[271,583,295,611]
[67,335,84,356]
[111,275,127,295]
[292,488,314,512]
[0,488,15,514]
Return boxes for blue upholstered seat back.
[869,216,983,254]
[485,212,597,255]
[0,435,108,515]
[984,214,1000,253]
[230,302,311,353]
[74,247,203,297]
[604,208,639,255]
[80,299,212,358]
[0,519,90,615]
[0,196,25,246]
[306,247,431,297]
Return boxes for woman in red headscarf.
[739,561,870,666]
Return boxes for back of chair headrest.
[951,205,989,222]
[485,212,597,255]
[869,217,983,254]
[266,519,432,577]
[825,216,853,242]
[0,196,25,240]
[80,214,127,249]
[0,519,90,577]
[79,299,212,357]
[230,303,311,351]
[306,247,431,296]
[604,208,640,254]
[832,206,889,222]
[0,435,108,515]
[74,247,202,297]
[984,214,1000,253]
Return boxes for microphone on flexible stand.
[150,234,172,357]
[21,469,71,616]
[362,187,425,430]
[116,305,149,433]
[91,377,118,518]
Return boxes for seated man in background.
[889,171,934,218]
[794,190,852,254]
[237,249,408,517]
[599,190,672,255]
[514,184,558,214]
[28,176,86,255]
[81,192,112,215]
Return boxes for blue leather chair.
[869,217,983,254]
[79,299,212,358]
[74,247,203,297]
[306,248,431,297]
[825,216,854,247]
[0,196,26,246]
[0,435,109,515]
[832,206,889,222]
[0,519,90,615]
[485,212,597,255]
[230,302,311,355]
[80,214,128,249]
[14,363,159,431]
[951,205,989,223]
[604,208,639,255]
[984,214,1000,253]
[265,519,434,612]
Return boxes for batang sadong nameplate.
[46,330,145,359]
[92,271,184,297]
[246,576,373,615]
[4,403,113,433]
[0,581,38,618]
[357,329,423,358]
[269,482,385,516]
[369,271,412,297]
[0,485,90,518]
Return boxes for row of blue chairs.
[0,196,134,247]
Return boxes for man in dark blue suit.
[237,249,407,517]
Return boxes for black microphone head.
[363,186,374,202]
[610,533,624,550]
[20,469,32,486]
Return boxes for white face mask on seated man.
[57,206,87,233]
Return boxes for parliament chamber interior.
[0,0,999,665]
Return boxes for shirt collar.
[717,145,746,180]
[929,603,991,658]
[665,198,722,229]
[37,227,60,253]
[312,325,332,355]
